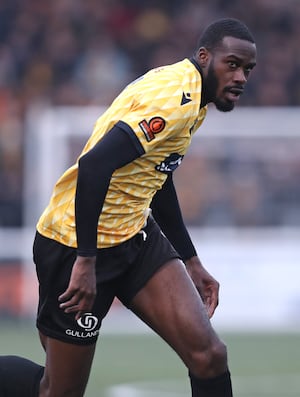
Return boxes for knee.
[187,338,228,378]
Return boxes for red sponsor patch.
[139,117,166,141]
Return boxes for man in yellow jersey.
[0,18,256,397]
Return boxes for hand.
[185,256,219,318]
[58,256,97,321]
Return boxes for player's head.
[195,18,257,112]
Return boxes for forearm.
[75,157,111,256]
[185,255,203,267]
[75,126,144,256]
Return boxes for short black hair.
[196,18,255,51]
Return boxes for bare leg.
[39,332,96,397]
[129,259,228,378]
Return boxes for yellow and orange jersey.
[37,58,207,248]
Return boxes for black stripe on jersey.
[189,57,206,109]
[116,120,145,156]
[189,57,203,76]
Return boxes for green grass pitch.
[1,321,300,396]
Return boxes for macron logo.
[181,92,192,105]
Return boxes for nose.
[233,68,247,84]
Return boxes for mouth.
[224,87,244,102]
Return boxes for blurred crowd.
[176,137,300,227]
[0,0,300,227]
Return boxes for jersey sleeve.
[75,126,144,256]
[117,72,189,153]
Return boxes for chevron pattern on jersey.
[37,59,207,248]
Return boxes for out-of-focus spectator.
[0,91,23,226]
[1,0,299,108]
[0,0,300,227]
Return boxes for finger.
[58,289,74,302]
[64,298,92,313]
[59,289,84,308]
[75,311,84,321]
[64,304,80,314]
[207,291,219,318]
[59,295,79,309]
[207,301,215,318]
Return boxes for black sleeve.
[150,173,197,261]
[75,125,145,256]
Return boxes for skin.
[39,36,257,397]
[197,36,257,111]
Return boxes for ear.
[197,47,210,68]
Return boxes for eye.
[245,66,253,73]
[228,61,238,69]
[244,65,254,76]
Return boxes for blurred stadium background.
[0,1,300,396]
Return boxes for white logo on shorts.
[77,313,98,331]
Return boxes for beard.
[205,63,235,112]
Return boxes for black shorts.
[33,216,180,345]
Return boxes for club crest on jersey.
[155,153,184,174]
[139,117,166,142]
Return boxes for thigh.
[39,332,96,397]
[129,259,219,364]
[116,216,180,306]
